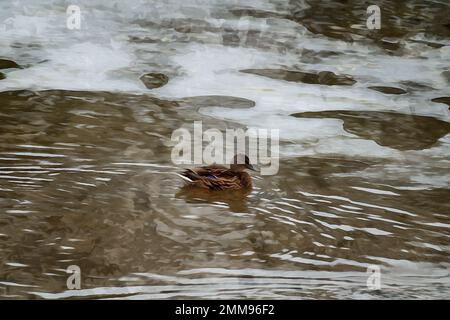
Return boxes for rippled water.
[0,0,449,299]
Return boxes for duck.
[177,154,256,190]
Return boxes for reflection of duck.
[177,154,256,190]
[175,187,250,212]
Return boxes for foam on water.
[3,42,142,91]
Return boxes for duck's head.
[230,154,256,172]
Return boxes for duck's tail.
[174,169,201,183]
[173,172,193,183]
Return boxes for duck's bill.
[246,164,257,171]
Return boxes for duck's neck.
[238,171,252,188]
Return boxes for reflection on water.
[176,187,252,213]
[0,90,449,299]
[292,110,450,150]
[0,0,449,299]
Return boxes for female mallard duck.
[178,154,256,190]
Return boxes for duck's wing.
[194,175,241,190]
[181,166,227,180]
[180,167,241,190]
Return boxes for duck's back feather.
[180,166,252,190]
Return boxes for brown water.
[0,0,450,299]
[0,89,448,299]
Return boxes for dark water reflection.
[292,110,450,150]
[288,0,450,52]
[0,90,449,299]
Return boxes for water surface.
[0,0,449,299]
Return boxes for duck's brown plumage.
[179,154,255,190]
[181,165,252,190]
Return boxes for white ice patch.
[1,42,141,91]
